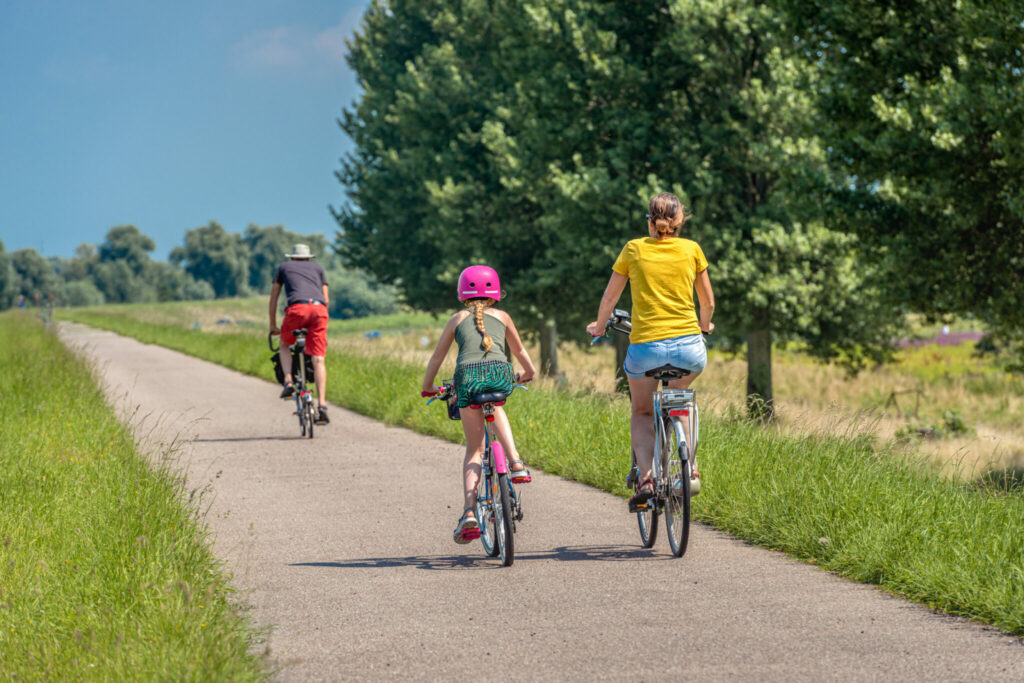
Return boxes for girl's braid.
[469,299,494,353]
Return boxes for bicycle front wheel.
[476,467,499,557]
[305,399,315,439]
[632,450,657,548]
[664,418,691,558]
[494,472,515,566]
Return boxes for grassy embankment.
[57,302,1024,636]
[0,311,265,680]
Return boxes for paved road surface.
[61,324,1024,681]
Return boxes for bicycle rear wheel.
[664,418,691,558]
[476,467,499,557]
[494,472,515,566]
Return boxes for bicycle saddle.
[644,364,692,380]
[469,391,508,406]
[293,328,308,336]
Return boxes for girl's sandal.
[453,507,481,544]
[509,459,532,484]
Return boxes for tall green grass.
[58,308,1024,635]
[0,312,265,680]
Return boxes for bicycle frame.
[475,400,520,513]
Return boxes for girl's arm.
[502,313,537,383]
[586,271,628,337]
[695,269,715,333]
[422,314,460,393]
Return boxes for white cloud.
[230,10,362,76]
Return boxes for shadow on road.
[291,545,666,571]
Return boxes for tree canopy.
[783,0,1024,351]
[336,0,897,412]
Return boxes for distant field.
[60,299,1024,478]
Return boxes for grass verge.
[0,311,265,680]
[58,308,1024,636]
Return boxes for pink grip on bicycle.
[491,442,508,474]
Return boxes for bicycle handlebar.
[589,309,711,344]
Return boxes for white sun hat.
[285,244,315,259]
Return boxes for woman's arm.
[422,314,460,393]
[586,271,628,337]
[502,313,537,383]
[695,269,715,333]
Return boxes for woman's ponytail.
[648,192,691,237]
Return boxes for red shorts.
[280,303,329,356]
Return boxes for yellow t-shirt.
[612,237,709,344]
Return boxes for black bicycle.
[269,330,317,438]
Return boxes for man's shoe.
[280,383,294,399]
[315,406,330,425]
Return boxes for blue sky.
[0,0,368,259]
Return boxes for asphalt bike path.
[61,324,1024,681]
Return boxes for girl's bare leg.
[460,407,486,514]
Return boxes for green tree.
[170,222,249,298]
[242,225,330,293]
[324,264,400,319]
[337,0,895,412]
[10,248,61,303]
[98,225,156,277]
[91,260,156,304]
[782,0,1024,355]
[62,280,106,307]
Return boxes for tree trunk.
[539,318,559,377]
[614,329,630,394]
[746,326,774,421]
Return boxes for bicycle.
[269,329,317,439]
[423,379,528,567]
[593,309,701,558]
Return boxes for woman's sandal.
[509,459,532,484]
[628,477,655,512]
[453,507,481,544]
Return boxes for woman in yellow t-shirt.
[586,193,715,510]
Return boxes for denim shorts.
[623,334,707,380]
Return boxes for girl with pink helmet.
[422,265,538,544]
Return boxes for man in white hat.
[269,244,330,424]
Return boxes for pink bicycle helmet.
[457,265,502,301]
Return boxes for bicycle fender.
[491,442,508,474]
